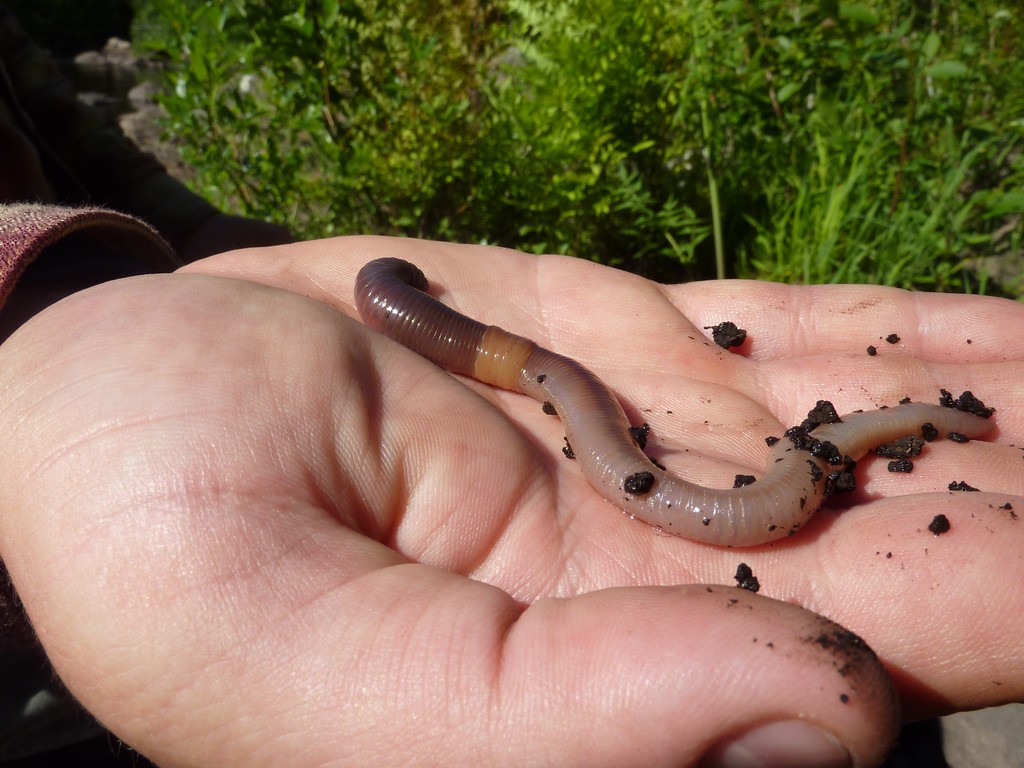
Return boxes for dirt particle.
[812,440,842,465]
[733,474,757,488]
[948,431,970,443]
[784,426,842,465]
[562,439,575,460]
[784,425,814,450]
[867,345,878,356]
[629,423,650,449]
[825,466,857,495]
[885,333,901,344]
[734,563,760,593]
[938,389,995,418]
[704,321,747,350]
[624,471,654,494]
[542,401,557,415]
[928,514,951,535]
[887,459,914,473]
[876,435,925,459]
[948,480,980,492]
[802,401,842,432]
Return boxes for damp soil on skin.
[928,514,952,535]
[808,626,876,663]
[713,591,891,709]
[803,621,885,698]
[704,321,747,350]
[802,620,902,711]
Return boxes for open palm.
[1,236,1020,767]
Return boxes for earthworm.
[355,258,995,547]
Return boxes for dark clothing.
[0,3,218,252]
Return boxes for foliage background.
[52,1,1024,291]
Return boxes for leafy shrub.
[136,0,1024,292]
[137,0,506,237]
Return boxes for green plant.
[135,0,1024,293]
[136,0,507,239]
[720,1,1024,292]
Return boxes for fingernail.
[700,720,853,768]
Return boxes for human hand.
[0,237,1020,767]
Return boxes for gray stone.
[941,704,1024,768]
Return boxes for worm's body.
[355,258,995,547]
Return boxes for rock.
[75,91,118,110]
[72,50,106,69]
[941,704,1024,768]
[128,80,161,110]
[101,37,141,71]
[119,104,191,182]
[72,37,143,74]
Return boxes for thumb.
[491,582,898,767]
[120,568,894,767]
[82,563,890,767]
